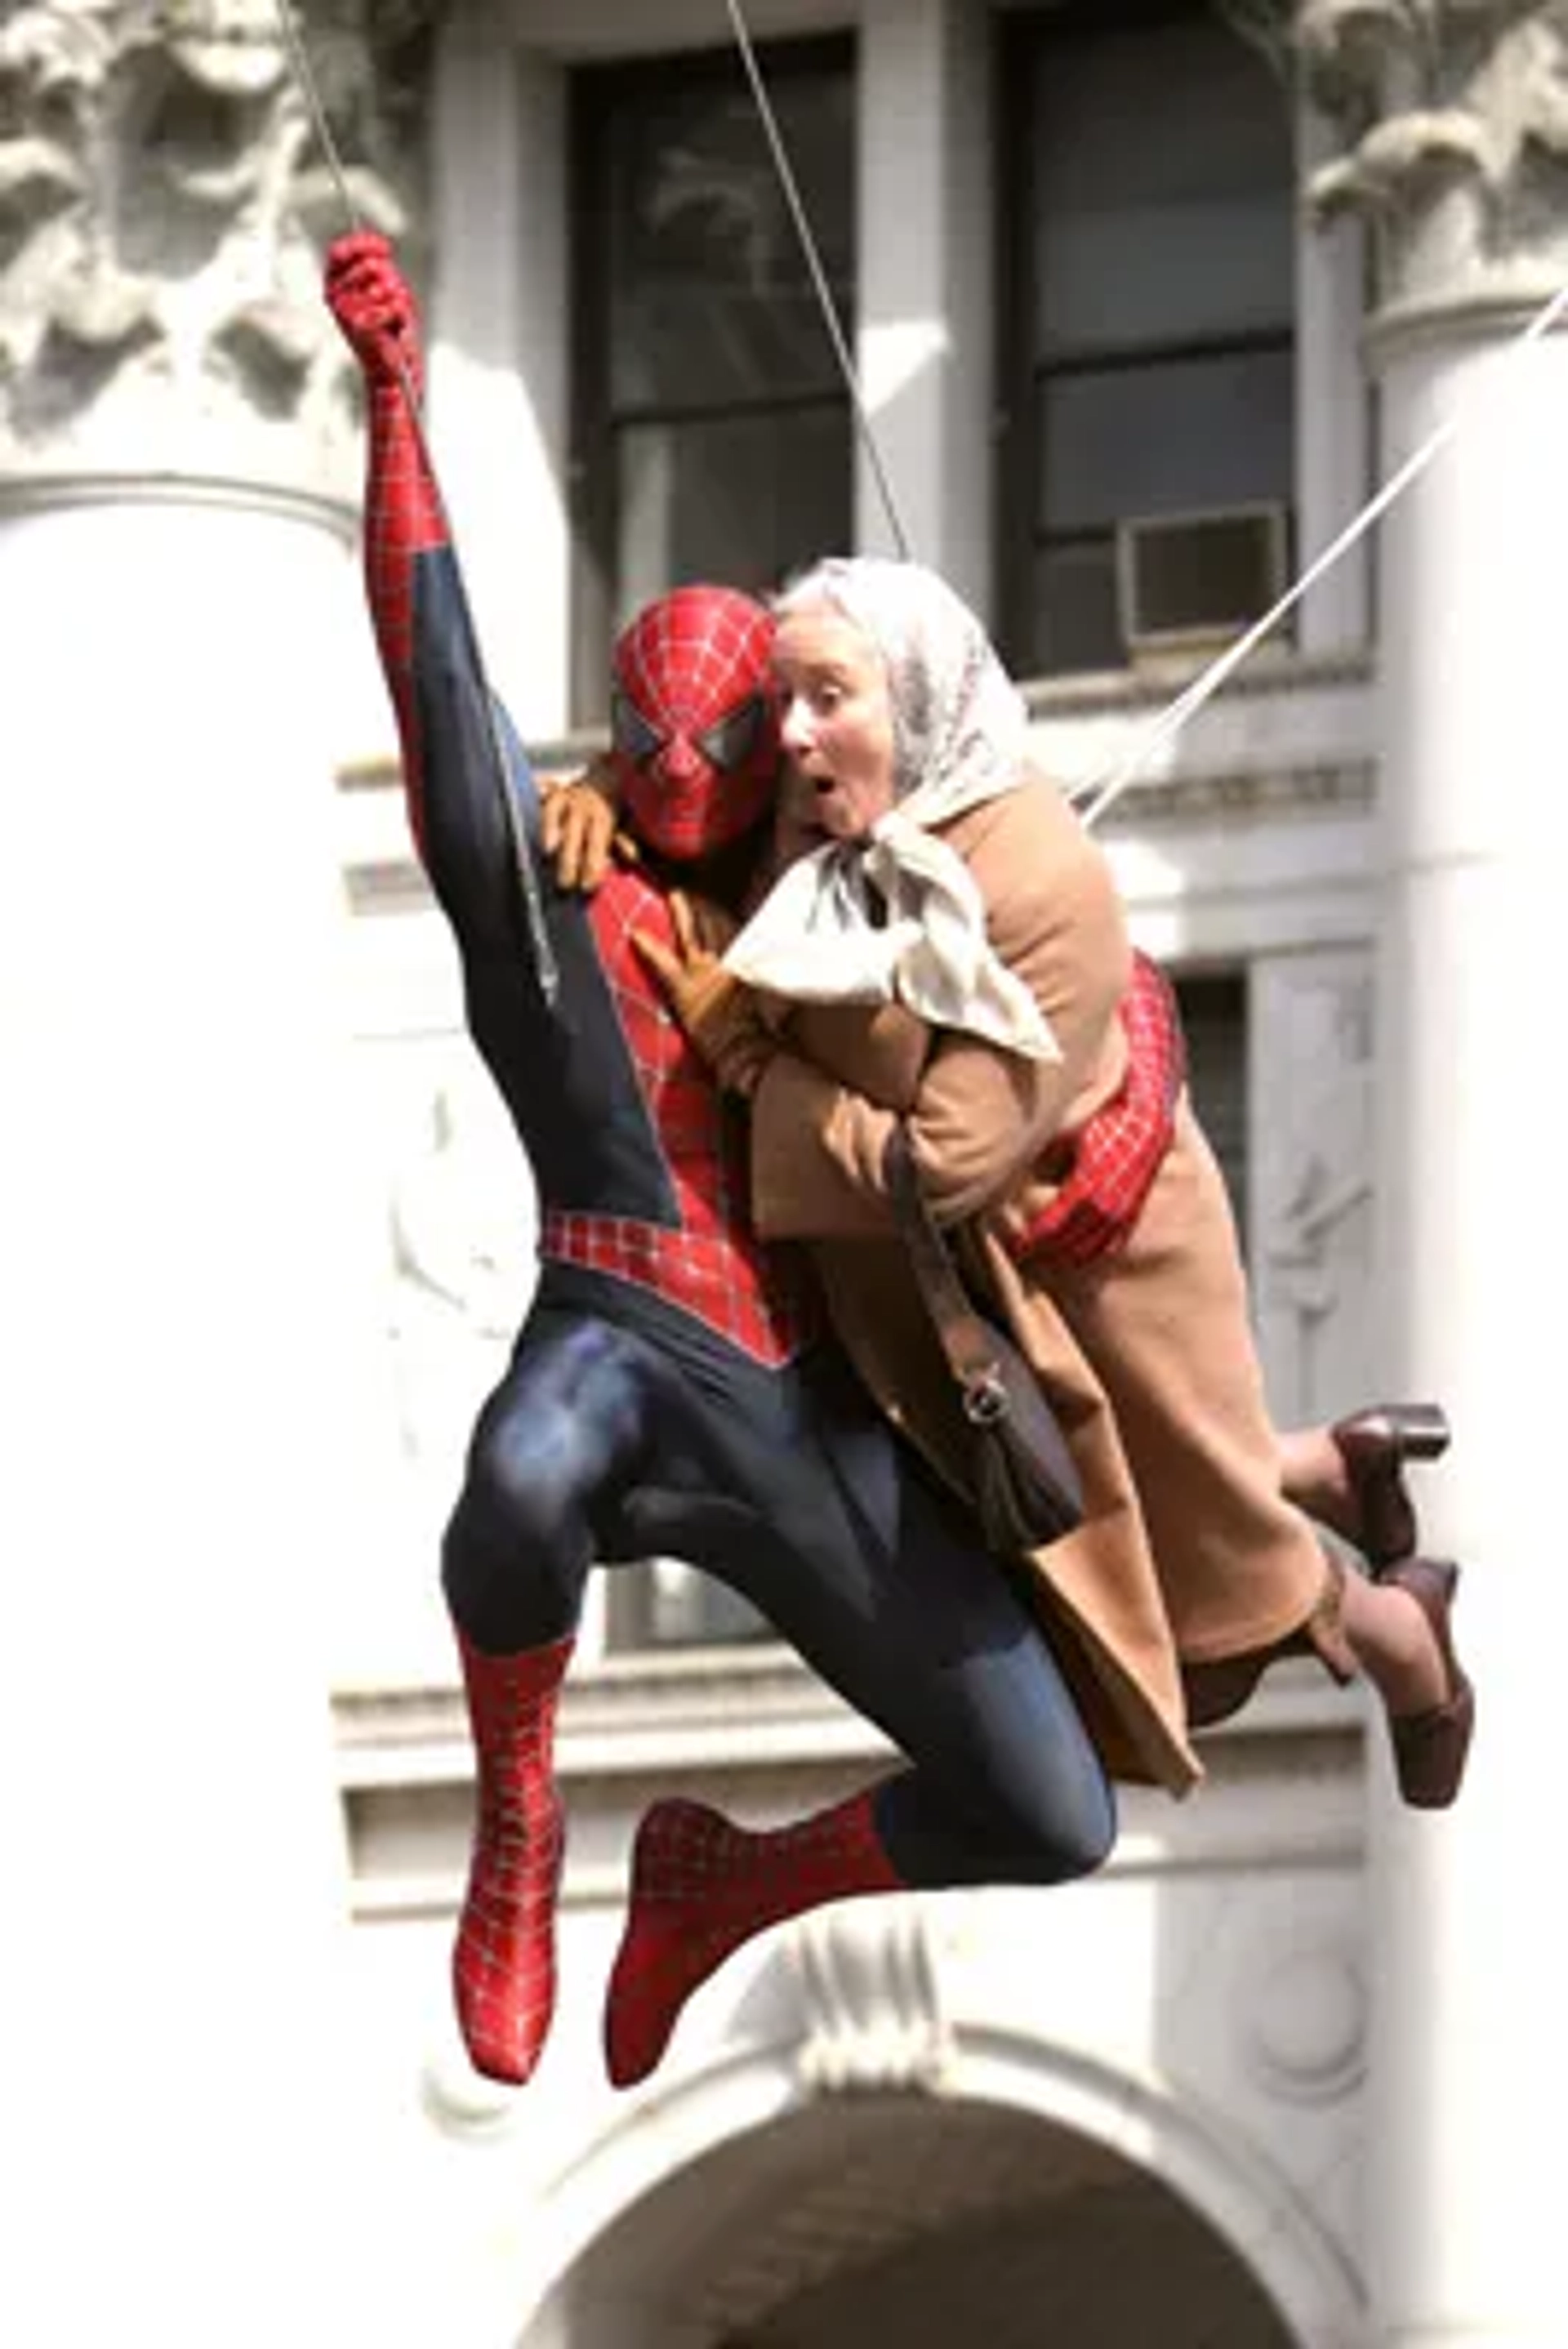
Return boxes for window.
[1175,967,1250,1246]
[569,38,856,723]
[606,1558,773,1654]
[997,2,1296,676]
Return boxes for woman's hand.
[634,893,775,1099]
[538,753,626,892]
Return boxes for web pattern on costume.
[1015,951,1187,1268]
[614,586,777,858]
[362,378,448,854]
[350,281,814,1369]
[615,589,773,737]
[542,864,817,1366]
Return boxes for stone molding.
[339,747,1378,907]
[791,1901,954,2097]
[1241,1935,1367,2104]
[1299,1,1568,326]
[0,2,440,498]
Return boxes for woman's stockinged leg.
[443,1314,658,2088]
[604,1411,1116,2089]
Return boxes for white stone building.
[1,4,1562,2344]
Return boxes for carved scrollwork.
[0,1,444,493]
[790,1899,954,2097]
[1299,2,1568,310]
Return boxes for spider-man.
[326,230,1116,2096]
[325,233,1445,2096]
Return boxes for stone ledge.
[335,1643,1363,1794]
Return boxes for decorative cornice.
[1023,646,1374,723]
[335,1641,891,1794]
[1299,2,1568,324]
[0,464,355,533]
[1087,757,1374,831]
[0,2,442,499]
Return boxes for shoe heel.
[1385,1555,1473,1810]
[1383,1402,1450,1464]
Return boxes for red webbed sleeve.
[361,366,448,864]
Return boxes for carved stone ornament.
[790,1899,954,2097]
[1299,1,1568,322]
[0,2,443,501]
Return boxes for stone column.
[1302,7,1568,2343]
[858,0,994,611]
[0,7,430,2341]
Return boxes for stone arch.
[510,2019,1361,2348]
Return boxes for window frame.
[567,32,858,726]
[993,0,1298,680]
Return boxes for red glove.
[324,230,422,392]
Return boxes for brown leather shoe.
[1331,1402,1450,1576]
[1383,1557,1475,1810]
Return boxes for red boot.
[604,1788,905,2090]
[452,1628,574,2085]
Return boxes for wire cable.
[723,0,912,561]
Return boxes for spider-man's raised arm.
[324,231,532,952]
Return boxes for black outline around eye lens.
[697,693,764,773]
[611,689,664,764]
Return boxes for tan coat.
[746,772,1338,1798]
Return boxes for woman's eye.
[696,693,765,772]
[610,689,664,766]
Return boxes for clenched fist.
[324,230,421,390]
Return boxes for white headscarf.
[722,556,1059,1062]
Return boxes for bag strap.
[883,1125,1013,1427]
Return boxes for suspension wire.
[722,0,913,562]
[1073,274,1568,832]
[269,0,559,1001]
[274,0,359,228]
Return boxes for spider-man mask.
[610,585,780,862]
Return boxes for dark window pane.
[999,5,1299,676]
[617,405,851,626]
[572,41,856,720]
[1176,969,1249,1243]
[1031,14,1294,354]
[1036,343,1294,533]
[621,1558,773,1648]
[606,74,853,412]
[1034,198,1294,358]
[1032,538,1121,675]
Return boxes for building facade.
[2,4,1562,2345]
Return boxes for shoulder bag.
[884,1125,1084,1556]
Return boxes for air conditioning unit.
[1116,503,1291,660]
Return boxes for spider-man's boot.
[452,1628,575,2085]
[604,1789,906,2089]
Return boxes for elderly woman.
[640,556,1473,1823]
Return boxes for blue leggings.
[443,1286,1116,1890]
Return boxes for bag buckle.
[962,1366,1009,1427]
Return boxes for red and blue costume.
[327,234,1117,2097]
